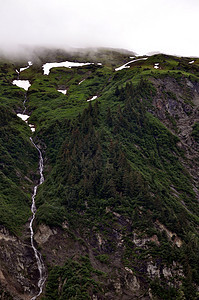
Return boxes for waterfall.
[29,138,46,300]
[23,93,27,114]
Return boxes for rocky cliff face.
[151,76,199,200]
[33,217,186,299]
[0,226,39,300]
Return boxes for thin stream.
[16,69,20,80]
[29,138,46,300]
[16,66,28,115]
[23,93,27,114]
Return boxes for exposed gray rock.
[34,224,57,245]
[0,226,39,300]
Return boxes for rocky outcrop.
[33,212,186,299]
[150,76,199,202]
[0,226,39,300]
[155,220,182,248]
[34,224,57,245]
[147,260,184,283]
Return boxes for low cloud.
[1,0,199,58]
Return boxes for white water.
[29,138,46,300]
[16,69,20,80]
[78,79,85,85]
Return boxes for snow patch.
[115,65,130,71]
[115,57,148,71]
[57,89,67,95]
[42,61,94,75]
[87,96,97,102]
[154,63,159,69]
[189,60,195,64]
[29,124,35,132]
[13,80,31,91]
[20,66,29,72]
[31,128,35,132]
[17,113,30,122]
[17,114,36,132]
[20,61,33,72]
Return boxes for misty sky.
[1,0,199,57]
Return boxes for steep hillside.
[0,50,199,299]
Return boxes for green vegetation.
[1,50,199,298]
[44,256,104,300]
[0,105,38,234]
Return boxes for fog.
[1,0,199,57]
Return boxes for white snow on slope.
[154,63,159,69]
[189,60,195,64]
[17,114,35,132]
[13,80,31,91]
[20,61,33,72]
[115,65,130,71]
[17,113,30,122]
[20,66,29,72]
[29,124,35,132]
[57,89,67,95]
[87,96,98,102]
[115,57,148,71]
[42,61,94,75]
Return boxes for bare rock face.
[34,224,57,245]
[0,226,39,300]
[124,267,140,292]
[150,76,199,202]
[33,217,185,299]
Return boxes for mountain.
[0,48,199,299]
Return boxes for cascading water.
[13,62,46,299]
[29,138,46,300]
[23,93,27,114]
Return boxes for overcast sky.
[1,0,199,57]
